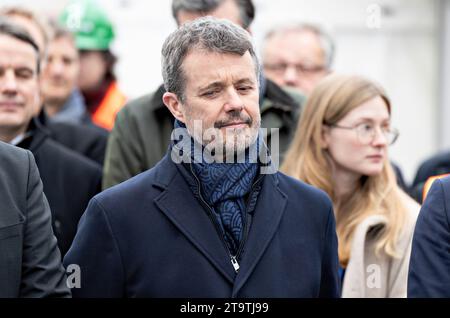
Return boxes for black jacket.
[0,141,71,297]
[38,110,108,166]
[17,119,102,256]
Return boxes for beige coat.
[341,192,420,298]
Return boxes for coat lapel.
[153,157,236,284]
[232,174,287,297]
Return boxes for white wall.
[3,0,441,184]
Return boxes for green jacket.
[103,79,305,189]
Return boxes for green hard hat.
[59,0,115,50]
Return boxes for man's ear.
[163,92,185,123]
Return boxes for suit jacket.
[408,176,450,297]
[18,119,102,256]
[0,141,71,297]
[64,154,340,297]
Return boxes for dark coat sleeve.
[20,151,71,297]
[319,205,341,298]
[408,178,450,297]
[63,197,124,297]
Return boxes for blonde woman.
[281,74,419,297]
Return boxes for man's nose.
[1,70,18,94]
[283,65,300,85]
[223,87,244,112]
[49,60,65,76]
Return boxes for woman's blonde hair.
[281,74,407,267]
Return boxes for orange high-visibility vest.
[92,81,127,131]
[422,173,450,202]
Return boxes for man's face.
[176,0,244,28]
[263,30,329,95]
[41,36,80,106]
[78,50,107,92]
[166,50,260,155]
[0,34,39,140]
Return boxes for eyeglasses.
[264,62,326,76]
[328,122,399,145]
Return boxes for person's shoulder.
[95,156,171,205]
[42,138,102,174]
[0,141,29,162]
[0,142,31,182]
[424,176,450,219]
[436,174,450,190]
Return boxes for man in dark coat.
[0,141,70,297]
[64,17,339,298]
[16,118,102,255]
[0,20,102,256]
[102,0,305,189]
[408,175,450,297]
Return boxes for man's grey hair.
[171,0,255,30]
[161,16,260,102]
[263,23,335,68]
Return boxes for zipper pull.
[231,256,240,273]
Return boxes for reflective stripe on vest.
[422,173,450,202]
[92,81,127,130]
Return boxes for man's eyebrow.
[234,78,256,85]
[198,81,225,92]
[0,65,35,73]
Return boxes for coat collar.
[16,117,50,153]
[152,154,288,292]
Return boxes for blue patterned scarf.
[172,120,260,255]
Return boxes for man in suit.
[0,19,102,256]
[102,0,305,190]
[0,141,70,297]
[408,176,450,297]
[64,17,339,297]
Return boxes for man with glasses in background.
[262,23,334,96]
